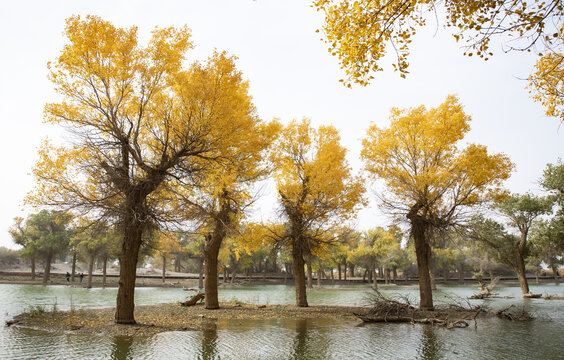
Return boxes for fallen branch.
[180,292,205,306]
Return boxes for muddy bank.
[7,302,364,337]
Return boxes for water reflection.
[290,319,312,359]
[2,283,564,359]
[199,325,219,360]
[417,326,443,360]
[110,336,136,360]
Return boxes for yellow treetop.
[361,95,514,223]
[272,118,366,227]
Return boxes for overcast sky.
[0,0,562,249]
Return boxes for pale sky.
[1,0,562,249]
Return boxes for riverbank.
[7,302,366,336]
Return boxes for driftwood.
[523,293,542,299]
[490,305,534,321]
[356,291,479,329]
[356,313,470,328]
[180,289,205,306]
[468,276,500,299]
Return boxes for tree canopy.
[314,0,564,85]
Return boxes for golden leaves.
[361,95,514,216]
[315,0,563,86]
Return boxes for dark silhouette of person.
[65,272,70,284]
[79,273,84,283]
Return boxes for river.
[0,282,562,359]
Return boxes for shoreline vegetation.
[5,294,540,337]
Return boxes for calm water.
[1,282,563,359]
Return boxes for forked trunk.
[293,244,308,307]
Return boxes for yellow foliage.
[529,26,564,123]
[314,0,563,85]
[361,95,514,219]
[272,118,366,226]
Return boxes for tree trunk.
[392,268,397,284]
[551,263,560,283]
[162,255,166,284]
[87,253,94,289]
[231,269,237,284]
[292,244,308,307]
[343,262,347,281]
[349,263,355,278]
[410,216,434,311]
[317,269,322,287]
[306,256,313,289]
[102,256,107,288]
[429,255,437,290]
[372,268,378,290]
[204,231,222,309]
[198,257,204,289]
[42,252,53,284]
[458,263,464,284]
[515,247,530,295]
[367,267,372,283]
[115,219,143,324]
[535,270,540,284]
[71,252,77,282]
[337,263,342,280]
[30,255,36,280]
[385,268,390,285]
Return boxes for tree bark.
[71,252,77,282]
[410,216,434,311]
[115,219,143,324]
[317,269,322,287]
[102,256,107,288]
[372,268,378,290]
[343,262,347,281]
[87,253,95,289]
[349,263,355,278]
[551,263,560,283]
[337,263,342,280]
[198,257,204,289]
[30,255,36,280]
[306,256,313,289]
[515,246,530,295]
[204,233,222,309]
[292,244,308,307]
[42,252,53,284]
